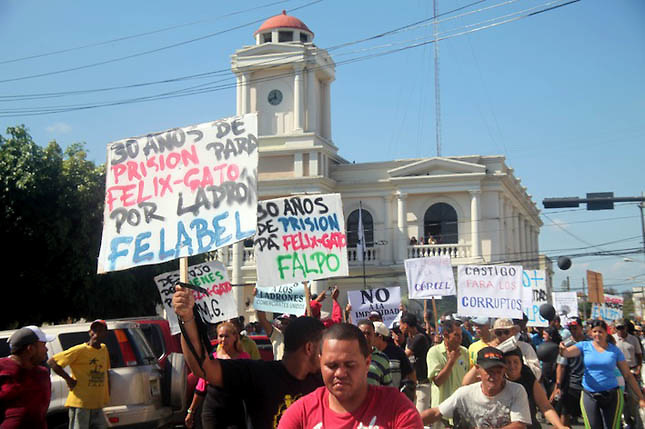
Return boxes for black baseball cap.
[477,347,506,369]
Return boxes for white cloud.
[46,122,72,134]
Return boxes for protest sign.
[254,193,348,287]
[254,282,306,315]
[591,294,623,322]
[457,265,523,318]
[552,291,579,326]
[154,261,236,335]
[347,287,401,327]
[522,269,549,327]
[98,114,258,273]
[587,270,604,304]
[404,256,455,299]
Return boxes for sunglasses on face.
[616,326,625,330]
[494,329,510,336]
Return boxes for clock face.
[267,89,283,106]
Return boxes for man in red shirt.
[0,326,54,429]
[278,323,422,428]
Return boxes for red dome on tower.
[254,10,313,36]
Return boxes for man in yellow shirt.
[467,317,492,367]
[49,320,110,429]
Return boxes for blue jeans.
[68,407,106,429]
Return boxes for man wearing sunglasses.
[491,318,541,380]
[613,318,643,429]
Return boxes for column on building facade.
[309,151,319,176]
[524,220,531,267]
[321,81,331,139]
[307,66,318,132]
[383,194,394,263]
[396,192,408,262]
[293,65,304,132]
[470,190,481,259]
[505,200,513,259]
[518,218,525,263]
[513,208,521,262]
[235,73,242,115]
[498,194,506,262]
[294,152,304,177]
[240,71,250,114]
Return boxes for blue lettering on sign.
[107,210,255,270]
[522,270,545,289]
[524,304,547,323]
[414,281,449,291]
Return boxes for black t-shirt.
[513,365,540,429]
[219,359,323,429]
[566,335,590,390]
[383,342,414,380]
[407,332,430,382]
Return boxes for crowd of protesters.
[5,289,645,429]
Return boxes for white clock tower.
[231,11,344,192]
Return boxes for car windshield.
[128,328,157,364]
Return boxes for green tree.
[0,125,176,329]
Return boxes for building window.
[423,203,458,244]
[262,33,272,43]
[346,209,374,248]
[278,31,293,42]
[300,32,308,43]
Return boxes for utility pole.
[433,0,442,156]
[582,278,587,320]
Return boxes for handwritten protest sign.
[254,193,348,287]
[457,265,523,318]
[522,269,549,327]
[591,294,623,322]
[552,291,579,326]
[98,114,258,273]
[254,282,306,315]
[404,256,456,299]
[348,287,401,327]
[154,261,236,335]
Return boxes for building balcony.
[208,242,473,270]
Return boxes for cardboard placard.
[254,193,348,287]
[98,114,258,273]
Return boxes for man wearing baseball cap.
[48,319,110,429]
[422,347,531,428]
[0,326,54,428]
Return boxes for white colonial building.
[215,12,547,317]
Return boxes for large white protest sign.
[457,265,524,318]
[98,114,258,273]
[591,294,623,322]
[405,256,455,299]
[522,269,549,327]
[154,261,237,335]
[254,193,348,287]
[254,282,307,315]
[347,287,401,327]
[552,291,579,326]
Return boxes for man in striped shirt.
[357,319,393,386]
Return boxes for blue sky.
[2,0,644,299]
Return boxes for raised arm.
[558,343,580,358]
[173,285,223,386]
[254,287,274,337]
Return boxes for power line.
[0,0,493,101]
[0,0,324,85]
[0,0,293,65]
[0,0,582,117]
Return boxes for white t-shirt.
[438,380,531,429]
[270,327,284,361]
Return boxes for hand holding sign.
[172,284,195,321]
